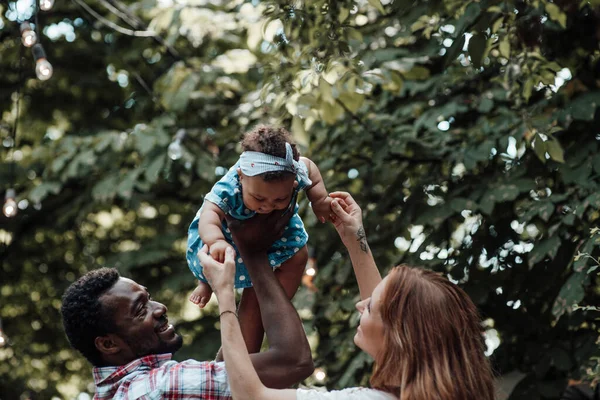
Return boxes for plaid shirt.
[92,353,231,399]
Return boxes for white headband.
[239,142,310,184]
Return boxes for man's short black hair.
[61,267,120,366]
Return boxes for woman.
[201,191,496,400]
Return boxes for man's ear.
[95,334,122,356]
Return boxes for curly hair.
[61,268,120,366]
[240,124,300,181]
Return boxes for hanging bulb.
[20,22,37,47]
[0,318,8,348]
[3,189,17,218]
[168,129,186,160]
[168,140,183,160]
[32,44,53,81]
[39,0,55,11]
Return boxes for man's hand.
[199,245,235,296]
[225,209,292,256]
[209,239,234,262]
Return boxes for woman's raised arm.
[330,191,382,300]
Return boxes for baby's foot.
[189,282,213,308]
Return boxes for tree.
[2,0,600,398]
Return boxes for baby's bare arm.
[198,201,227,245]
[301,157,328,204]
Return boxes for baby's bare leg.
[189,280,213,308]
[231,247,308,356]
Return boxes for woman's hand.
[330,191,368,251]
[198,245,235,297]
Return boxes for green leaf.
[573,239,595,272]
[528,236,561,268]
[338,92,364,114]
[478,97,494,113]
[533,135,547,163]
[545,139,565,163]
[552,271,588,319]
[545,3,567,29]
[445,34,466,66]
[92,174,120,202]
[117,169,142,199]
[499,37,510,58]
[367,0,386,14]
[29,182,62,204]
[144,154,166,184]
[468,34,487,69]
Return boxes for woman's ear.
[237,168,243,181]
[95,334,122,356]
[293,180,298,189]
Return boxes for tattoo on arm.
[356,226,368,253]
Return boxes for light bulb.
[168,140,183,160]
[39,0,54,11]
[32,44,53,81]
[3,189,17,218]
[20,22,37,47]
[314,368,326,382]
[35,59,53,80]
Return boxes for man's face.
[100,277,183,361]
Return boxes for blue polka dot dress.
[187,161,310,288]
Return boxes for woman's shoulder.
[296,387,396,400]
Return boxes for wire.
[71,0,157,37]
[8,44,23,190]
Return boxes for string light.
[20,22,37,47]
[39,0,55,11]
[3,189,17,218]
[168,129,186,160]
[0,317,8,348]
[314,368,327,382]
[32,44,53,80]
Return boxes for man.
[61,210,314,399]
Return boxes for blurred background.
[2,0,600,398]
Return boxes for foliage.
[2,0,600,398]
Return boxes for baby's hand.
[209,240,234,262]
[311,196,333,223]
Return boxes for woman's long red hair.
[370,265,495,400]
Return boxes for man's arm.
[225,212,314,388]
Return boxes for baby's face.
[238,172,297,214]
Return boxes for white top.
[297,387,396,400]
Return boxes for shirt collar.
[93,353,173,386]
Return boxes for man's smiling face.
[99,277,183,362]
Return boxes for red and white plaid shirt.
[92,353,231,399]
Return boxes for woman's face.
[354,276,387,359]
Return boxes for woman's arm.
[200,246,298,400]
[330,192,382,300]
[217,278,297,400]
